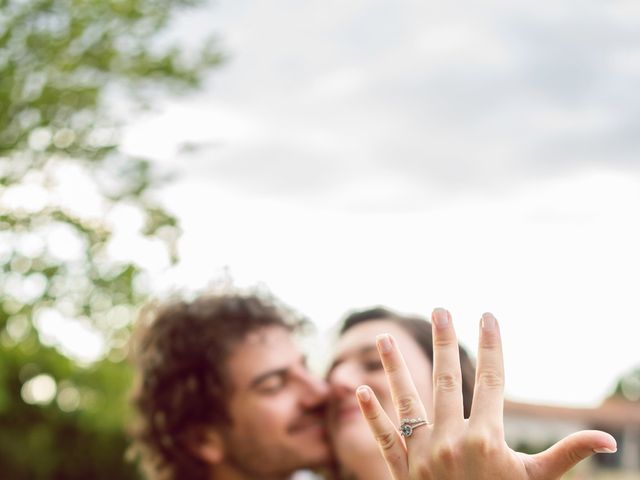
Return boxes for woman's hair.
[340,307,476,418]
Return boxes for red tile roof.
[504,397,640,429]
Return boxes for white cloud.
[118,0,640,406]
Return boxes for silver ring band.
[399,418,431,437]
[400,417,427,424]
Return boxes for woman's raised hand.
[355,309,617,480]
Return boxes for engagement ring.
[399,417,430,437]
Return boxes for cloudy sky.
[121,0,640,407]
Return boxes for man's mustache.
[287,405,327,433]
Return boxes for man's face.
[217,325,330,477]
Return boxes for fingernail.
[481,313,496,331]
[594,447,617,454]
[356,386,371,402]
[376,334,393,353]
[433,308,449,328]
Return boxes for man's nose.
[299,370,330,406]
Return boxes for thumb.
[526,430,617,479]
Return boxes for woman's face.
[326,320,434,465]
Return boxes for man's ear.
[183,427,225,465]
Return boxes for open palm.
[355,309,617,479]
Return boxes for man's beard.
[221,412,327,479]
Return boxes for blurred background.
[1,0,639,478]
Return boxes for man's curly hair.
[128,292,305,480]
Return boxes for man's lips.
[288,415,326,434]
[332,403,362,422]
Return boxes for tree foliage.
[612,367,640,403]
[0,0,222,478]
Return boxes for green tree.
[612,367,640,402]
[0,1,222,478]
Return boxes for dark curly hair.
[128,292,306,480]
[340,307,476,418]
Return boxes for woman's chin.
[330,422,378,456]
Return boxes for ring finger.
[376,333,430,442]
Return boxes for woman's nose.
[328,363,361,394]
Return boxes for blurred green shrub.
[0,0,222,478]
